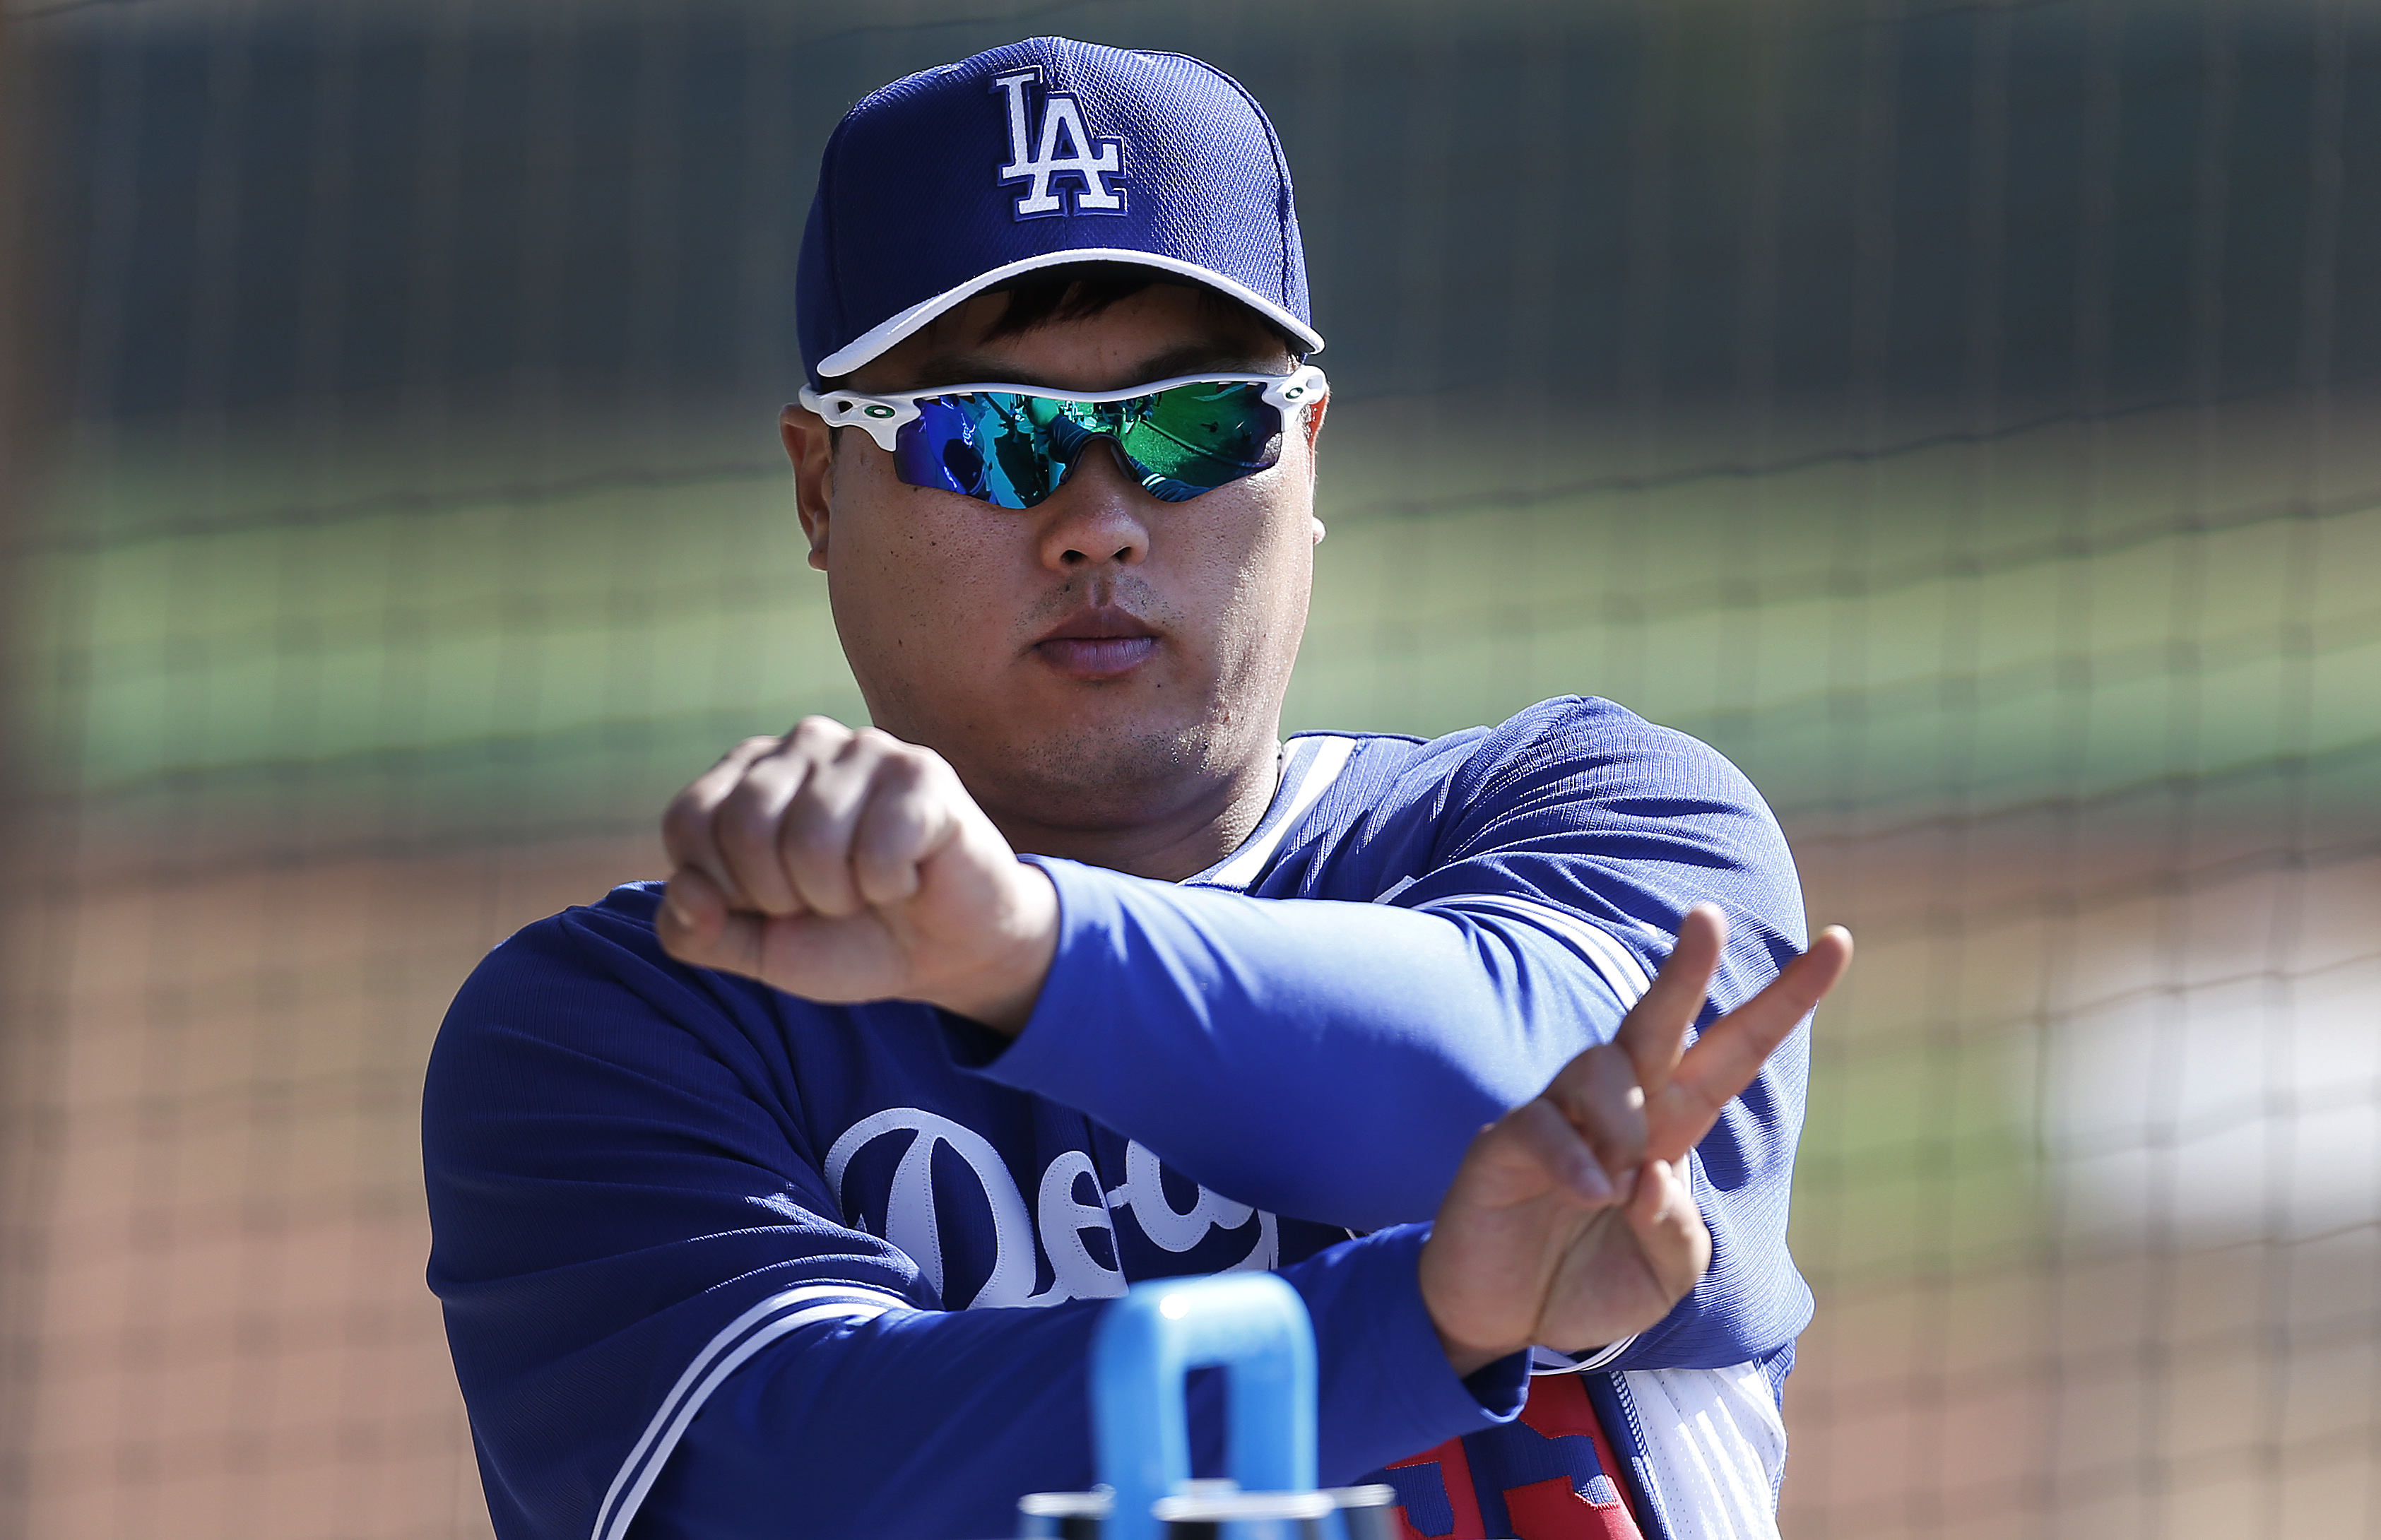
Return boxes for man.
[423,37,1849,1540]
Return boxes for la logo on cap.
[991,66,1127,220]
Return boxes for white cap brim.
[814,247,1325,380]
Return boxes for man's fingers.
[1514,1098,1617,1208]
[1621,1158,1712,1303]
[1613,904,1726,1094]
[712,749,817,917]
[656,865,764,976]
[1460,1098,1617,1211]
[663,721,959,927]
[849,750,955,908]
[1650,925,1854,1160]
[659,735,785,909]
[776,729,896,918]
[1540,1043,1650,1192]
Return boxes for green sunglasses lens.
[892,381,1289,509]
[1111,382,1283,497]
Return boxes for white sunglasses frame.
[796,364,1328,454]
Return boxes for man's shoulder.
[427,882,1014,1185]
[453,879,677,1006]
[1306,696,1759,811]
[1246,697,1785,903]
[433,879,805,1077]
[1470,696,1768,801]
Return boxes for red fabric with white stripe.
[1383,1374,1643,1540]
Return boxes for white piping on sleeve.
[1528,1335,1639,1376]
[1423,892,1657,1005]
[589,1284,912,1540]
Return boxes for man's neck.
[986,747,1282,883]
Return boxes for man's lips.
[1032,607,1160,680]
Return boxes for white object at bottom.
[1615,1361,1787,1540]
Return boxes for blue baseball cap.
[796,37,1323,387]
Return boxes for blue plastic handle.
[1090,1274,1319,1540]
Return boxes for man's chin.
[965,718,1250,831]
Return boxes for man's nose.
[1034,439,1154,570]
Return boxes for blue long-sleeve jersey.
[423,697,1815,1540]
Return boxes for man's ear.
[782,403,836,570]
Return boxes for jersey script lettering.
[825,1107,1277,1308]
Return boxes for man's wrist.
[1419,1248,1531,1378]
[1436,1331,1525,1381]
[925,862,1059,1034]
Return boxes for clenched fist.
[656,718,1059,1031]
[1419,906,1853,1375]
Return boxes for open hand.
[1418,906,1853,1374]
[656,718,1058,1031]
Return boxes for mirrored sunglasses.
[800,365,1326,511]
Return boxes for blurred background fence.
[1,0,2377,1536]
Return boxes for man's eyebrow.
[1128,344,1286,382]
[890,345,1285,394]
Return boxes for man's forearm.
[959,858,1633,1233]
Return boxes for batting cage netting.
[1,1,2375,1536]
